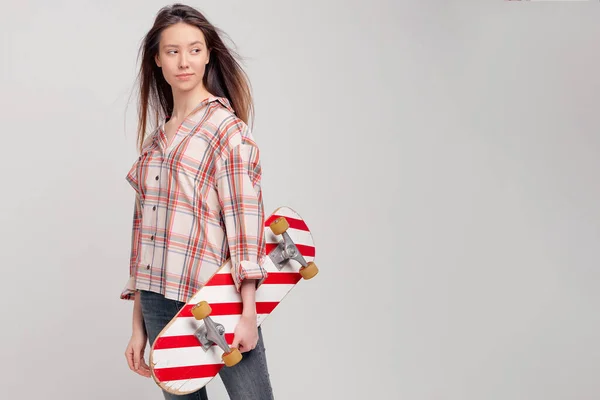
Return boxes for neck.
[170,86,213,121]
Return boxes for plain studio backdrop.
[0,0,599,399]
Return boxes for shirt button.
[146,264,150,269]
[138,156,141,160]
[150,235,154,241]
[155,175,159,180]
[153,205,156,211]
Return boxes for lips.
[176,74,194,77]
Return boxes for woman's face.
[155,22,210,93]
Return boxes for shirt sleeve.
[120,193,142,300]
[216,140,268,293]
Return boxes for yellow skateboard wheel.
[191,301,211,320]
[270,217,289,235]
[299,262,318,279]
[222,348,243,367]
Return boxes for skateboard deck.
[149,206,317,395]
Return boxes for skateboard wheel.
[191,301,212,320]
[269,217,289,235]
[222,348,243,367]
[299,262,318,279]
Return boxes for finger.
[248,339,258,350]
[133,359,150,377]
[241,343,252,353]
[232,335,240,349]
[138,358,152,378]
[140,358,151,371]
[133,347,141,370]
[125,347,135,371]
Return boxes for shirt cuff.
[232,260,268,292]
[120,276,136,300]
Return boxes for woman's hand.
[125,330,152,377]
[232,314,259,353]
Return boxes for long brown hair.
[134,3,254,152]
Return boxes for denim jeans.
[140,290,274,400]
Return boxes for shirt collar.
[153,95,235,142]
[190,95,235,115]
[211,96,235,113]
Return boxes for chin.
[171,80,198,91]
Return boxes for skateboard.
[149,206,318,395]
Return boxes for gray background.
[0,0,599,399]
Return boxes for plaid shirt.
[120,96,267,302]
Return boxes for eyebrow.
[163,41,204,48]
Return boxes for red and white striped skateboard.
[149,206,318,395]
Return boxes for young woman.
[121,4,274,399]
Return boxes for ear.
[206,49,210,65]
[155,54,161,68]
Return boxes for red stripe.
[265,215,309,231]
[265,272,302,285]
[154,363,223,381]
[206,272,302,286]
[179,301,278,317]
[204,274,234,286]
[154,333,235,350]
[266,243,315,257]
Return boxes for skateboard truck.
[190,301,243,367]
[268,217,318,279]
[194,318,228,352]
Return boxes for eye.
[192,48,201,53]
[167,50,177,54]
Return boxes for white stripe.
[153,344,223,369]
[157,313,269,338]
[209,258,315,278]
[160,377,213,394]
[188,282,294,305]
[214,264,231,274]
[198,243,313,286]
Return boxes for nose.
[178,52,189,69]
